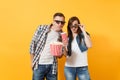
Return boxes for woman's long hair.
[67,16,82,56]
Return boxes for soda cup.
[60,32,68,43]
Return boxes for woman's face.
[70,20,79,33]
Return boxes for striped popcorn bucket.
[50,42,63,56]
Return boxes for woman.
[64,16,92,80]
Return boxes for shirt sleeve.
[29,25,43,54]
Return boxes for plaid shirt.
[30,24,61,74]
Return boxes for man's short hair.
[53,12,65,19]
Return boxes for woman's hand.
[78,24,86,32]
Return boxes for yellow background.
[0,0,120,80]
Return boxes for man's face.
[52,16,65,31]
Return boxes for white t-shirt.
[39,29,59,64]
[65,36,88,67]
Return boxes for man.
[30,12,65,80]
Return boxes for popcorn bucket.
[50,42,63,56]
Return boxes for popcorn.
[50,42,63,56]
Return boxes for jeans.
[64,66,90,80]
[32,64,57,80]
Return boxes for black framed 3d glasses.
[54,20,65,25]
[70,24,79,28]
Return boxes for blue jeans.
[32,64,57,80]
[64,66,90,80]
